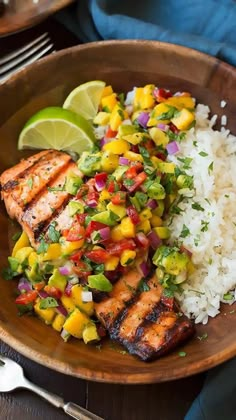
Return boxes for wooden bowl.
[0,41,236,384]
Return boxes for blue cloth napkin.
[55,1,236,418]
[58,0,236,66]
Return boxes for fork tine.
[0,33,49,65]
[0,37,53,75]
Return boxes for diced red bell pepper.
[85,249,109,263]
[107,180,116,193]
[125,166,138,179]
[105,127,118,138]
[131,144,139,153]
[153,87,172,102]
[86,221,108,238]
[44,285,62,299]
[66,224,85,242]
[73,261,92,279]
[33,281,45,291]
[125,171,147,192]
[15,290,38,305]
[106,239,136,256]
[69,250,83,262]
[85,191,99,207]
[155,152,167,161]
[126,206,140,225]
[111,191,126,205]
[161,294,174,311]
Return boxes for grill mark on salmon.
[95,270,195,361]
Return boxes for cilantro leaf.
[48,221,61,243]
[177,157,193,170]
[180,224,190,238]
[37,237,49,254]
[199,151,208,157]
[138,278,150,292]
[208,162,214,175]
[201,220,209,232]
[156,106,178,120]
[192,202,204,211]
[12,231,22,241]
[39,297,59,309]
[2,266,18,280]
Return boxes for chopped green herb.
[48,221,60,243]
[224,194,229,198]
[178,351,187,357]
[117,109,125,120]
[102,106,110,113]
[12,231,22,241]
[192,202,204,211]
[194,234,201,246]
[177,157,193,170]
[27,177,34,189]
[197,332,208,341]
[123,178,135,188]
[223,293,233,301]
[47,184,65,192]
[208,161,214,175]
[199,151,208,157]
[17,302,34,316]
[37,237,49,254]
[117,92,125,106]
[201,220,209,232]
[208,258,213,265]
[180,224,190,238]
[193,140,198,147]
[205,198,211,205]
[2,266,18,280]
[39,297,59,309]
[138,278,150,292]
[156,106,178,120]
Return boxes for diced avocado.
[153,246,189,276]
[88,273,113,292]
[91,210,118,226]
[8,256,20,273]
[107,202,126,220]
[78,151,102,176]
[48,268,67,292]
[101,151,119,173]
[112,165,129,181]
[118,124,138,138]
[153,200,165,217]
[71,284,94,316]
[82,322,100,344]
[68,201,84,216]
[147,182,166,200]
[25,262,42,283]
[135,191,148,208]
[65,172,83,195]
[129,196,141,212]
[153,226,170,239]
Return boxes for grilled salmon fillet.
[0,150,83,247]
[95,270,195,361]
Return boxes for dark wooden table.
[0,14,205,420]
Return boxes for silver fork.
[0,32,54,82]
[0,355,104,420]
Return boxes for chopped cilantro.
[193,140,198,147]
[177,157,193,170]
[102,106,110,113]
[199,151,208,157]
[123,178,135,188]
[138,278,150,292]
[12,231,22,241]
[194,234,200,246]
[117,109,125,120]
[178,351,187,357]
[201,220,209,232]
[2,266,18,280]
[180,224,190,238]
[48,221,61,243]
[204,198,211,205]
[47,184,65,192]
[197,333,208,341]
[208,162,214,175]
[192,202,204,211]
[37,237,49,254]
[17,302,34,316]
[223,293,233,301]
[225,194,229,198]
[39,297,59,309]
[27,177,34,189]
[117,92,125,106]
[156,106,178,120]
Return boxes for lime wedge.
[18,107,95,154]
[63,80,106,120]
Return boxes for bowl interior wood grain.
[0,41,235,384]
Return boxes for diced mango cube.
[63,308,90,339]
[71,284,94,316]
[150,215,163,227]
[52,313,66,332]
[103,139,130,155]
[82,323,100,344]
[140,84,155,109]
[61,239,84,255]
[123,151,143,162]
[133,87,144,109]
[151,156,163,167]
[136,219,151,234]
[93,111,111,125]
[61,295,75,313]
[158,162,176,174]
[34,300,55,324]
[123,132,147,145]
[111,224,124,242]
[171,108,195,130]
[99,189,112,201]
[15,247,34,264]
[110,105,129,131]
[120,249,136,266]
[40,243,62,261]
[153,226,170,239]
[12,231,29,257]
[101,93,117,112]
[120,217,135,238]
[165,96,195,110]
[139,208,152,222]
[107,202,126,220]
[147,103,172,126]
[105,255,120,271]
[101,151,119,173]
[28,251,38,267]
[101,85,113,98]
[149,127,169,146]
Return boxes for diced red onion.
[119,157,130,166]
[82,290,93,302]
[137,112,149,128]
[38,290,50,299]
[157,123,168,131]
[87,197,98,208]
[139,260,150,277]
[147,230,162,249]
[59,265,71,276]
[61,328,70,342]
[18,277,32,293]
[100,137,109,148]
[65,281,73,296]
[136,232,150,248]
[56,304,67,317]
[147,199,158,209]
[166,141,180,155]
[92,227,111,244]
[95,176,107,191]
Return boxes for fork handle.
[22,378,104,420]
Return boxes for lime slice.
[63,80,106,120]
[18,107,95,154]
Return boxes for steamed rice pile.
[167,104,236,324]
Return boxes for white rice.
[167,104,236,324]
